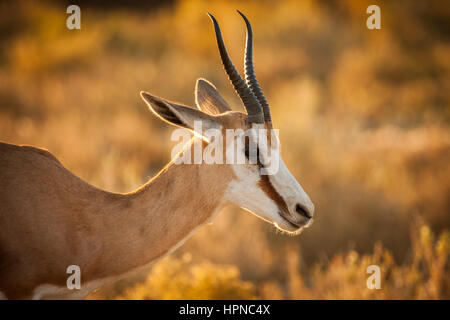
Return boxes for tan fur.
[0,139,234,299]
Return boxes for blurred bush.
[285,221,450,299]
[89,221,448,299]
[116,254,256,300]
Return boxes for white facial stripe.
[225,174,278,223]
[224,122,314,233]
[224,125,281,224]
[256,125,314,215]
[224,169,298,230]
[269,157,314,214]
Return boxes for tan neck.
[83,138,233,280]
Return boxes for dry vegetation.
[0,0,449,299]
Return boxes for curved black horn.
[237,10,271,123]
[207,13,264,123]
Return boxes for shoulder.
[0,141,62,165]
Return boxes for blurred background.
[0,0,449,299]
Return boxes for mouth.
[277,209,313,231]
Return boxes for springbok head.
[141,11,314,234]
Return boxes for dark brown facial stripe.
[258,175,289,213]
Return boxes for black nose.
[296,203,312,219]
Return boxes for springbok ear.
[195,78,231,115]
[141,91,221,133]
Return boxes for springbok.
[0,12,314,299]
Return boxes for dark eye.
[244,144,251,159]
[244,144,263,168]
[243,136,253,159]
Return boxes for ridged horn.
[207,13,264,123]
[237,10,271,123]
